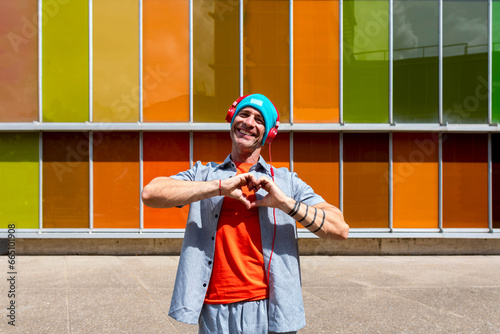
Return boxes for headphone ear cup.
[266,127,278,144]
[226,95,250,123]
[226,108,235,123]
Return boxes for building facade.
[1,0,499,253]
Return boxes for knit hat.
[231,94,278,145]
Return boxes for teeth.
[240,129,253,136]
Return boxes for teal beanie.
[231,94,278,145]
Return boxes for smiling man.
[141,93,349,334]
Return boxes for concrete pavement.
[1,255,499,333]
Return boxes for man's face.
[230,106,266,152]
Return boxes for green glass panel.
[193,0,239,122]
[393,0,439,123]
[443,0,488,124]
[343,0,389,123]
[42,0,89,122]
[0,133,39,229]
[492,0,500,123]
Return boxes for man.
[141,93,349,333]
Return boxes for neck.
[230,145,261,164]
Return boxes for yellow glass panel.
[244,0,290,123]
[42,0,89,122]
[0,133,39,228]
[193,0,239,122]
[93,0,139,122]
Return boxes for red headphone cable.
[267,142,277,284]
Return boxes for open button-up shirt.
[168,155,324,333]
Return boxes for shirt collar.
[217,154,272,176]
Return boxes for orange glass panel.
[193,0,239,122]
[493,134,500,229]
[93,0,139,122]
[343,133,389,228]
[93,132,139,228]
[293,133,339,209]
[143,132,190,228]
[393,133,439,228]
[443,134,488,228]
[43,133,89,228]
[0,0,38,121]
[293,0,339,123]
[244,0,290,123]
[143,0,189,122]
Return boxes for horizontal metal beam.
[0,122,499,132]
[1,228,497,239]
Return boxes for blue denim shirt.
[168,155,324,332]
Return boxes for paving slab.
[0,255,498,333]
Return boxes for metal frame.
[1,0,499,240]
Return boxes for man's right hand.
[221,173,259,209]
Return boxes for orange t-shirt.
[204,162,268,304]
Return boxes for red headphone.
[226,95,280,144]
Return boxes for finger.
[238,196,252,210]
[255,177,273,192]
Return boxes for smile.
[238,129,255,137]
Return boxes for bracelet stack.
[287,201,325,233]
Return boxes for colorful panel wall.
[1,1,500,237]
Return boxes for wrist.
[279,196,295,213]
